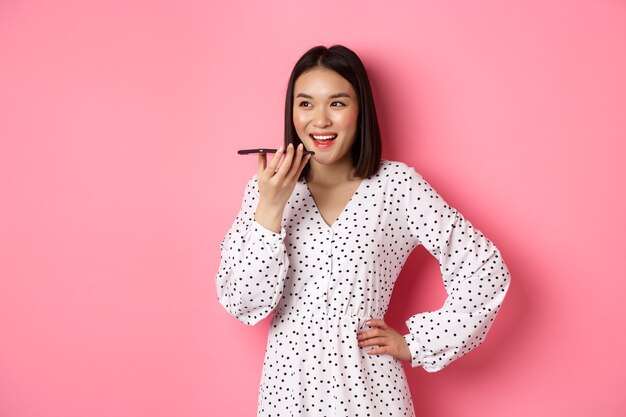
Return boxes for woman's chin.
[310,154,334,165]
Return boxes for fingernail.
[278,145,284,153]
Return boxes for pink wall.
[1,1,625,416]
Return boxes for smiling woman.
[215,45,511,417]
[284,45,382,182]
[293,68,359,165]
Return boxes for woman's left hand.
[356,319,412,362]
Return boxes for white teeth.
[311,134,337,140]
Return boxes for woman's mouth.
[309,133,337,149]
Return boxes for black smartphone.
[237,148,315,156]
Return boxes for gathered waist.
[272,308,384,332]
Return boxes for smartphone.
[237,148,315,156]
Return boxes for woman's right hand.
[254,143,311,233]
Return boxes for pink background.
[1,1,625,416]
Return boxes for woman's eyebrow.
[295,92,352,99]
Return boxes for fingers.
[286,143,305,179]
[357,328,385,341]
[357,324,393,355]
[355,320,407,358]
[288,143,313,180]
[366,345,388,355]
[276,143,295,177]
[295,148,312,179]
[265,145,285,175]
[358,332,389,355]
[357,319,392,350]
[358,335,386,346]
[264,143,310,181]
[257,152,267,176]
[366,319,388,329]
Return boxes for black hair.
[284,45,382,179]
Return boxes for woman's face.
[293,67,359,167]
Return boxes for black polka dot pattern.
[216,160,511,416]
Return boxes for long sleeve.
[215,174,290,326]
[400,166,511,372]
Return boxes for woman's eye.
[330,101,346,107]
[298,101,311,107]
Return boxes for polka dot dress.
[216,160,511,416]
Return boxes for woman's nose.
[313,109,331,127]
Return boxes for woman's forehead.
[294,68,356,97]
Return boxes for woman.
[216,45,511,416]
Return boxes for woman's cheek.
[337,108,358,127]
[293,111,306,131]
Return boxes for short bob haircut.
[284,45,382,180]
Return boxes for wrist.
[254,202,284,234]
[256,199,285,213]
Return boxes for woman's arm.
[215,144,310,326]
[401,165,511,372]
[215,175,289,326]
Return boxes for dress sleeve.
[400,166,511,372]
[215,174,290,326]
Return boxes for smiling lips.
[309,133,337,149]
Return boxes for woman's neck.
[306,158,359,187]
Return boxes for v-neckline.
[302,176,367,230]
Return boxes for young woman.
[216,45,511,416]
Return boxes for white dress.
[216,160,511,417]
